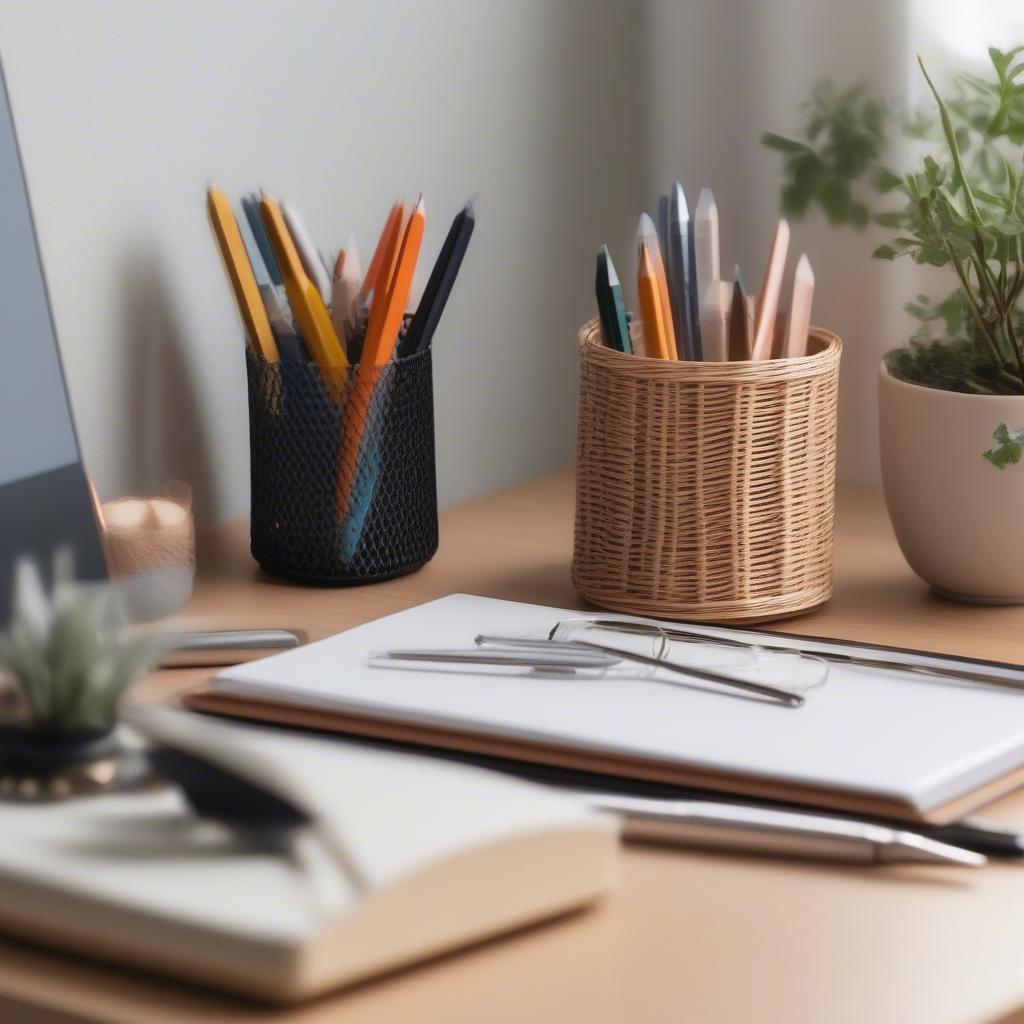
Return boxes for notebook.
[0,710,617,1004]
[186,594,1024,825]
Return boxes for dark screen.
[0,60,107,623]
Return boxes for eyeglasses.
[373,616,829,708]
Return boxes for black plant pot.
[0,725,118,776]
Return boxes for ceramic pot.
[879,363,1024,602]
[0,725,117,776]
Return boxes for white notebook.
[195,594,1024,823]
[0,710,618,1004]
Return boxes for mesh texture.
[247,346,438,584]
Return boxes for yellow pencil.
[206,187,279,363]
[639,242,671,360]
[259,195,348,387]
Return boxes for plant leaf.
[984,423,1024,468]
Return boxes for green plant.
[762,82,887,228]
[0,551,157,732]
[983,423,1024,468]
[764,48,1024,398]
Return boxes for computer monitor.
[0,59,108,624]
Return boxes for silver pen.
[586,792,986,867]
[151,628,304,668]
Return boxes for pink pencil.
[751,219,790,361]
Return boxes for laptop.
[0,60,299,662]
[0,60,107,624]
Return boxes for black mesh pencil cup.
[246,346,438,584]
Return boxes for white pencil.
[282,200,332,303]
[694,188,720,296]
[331,235,362,342]
[784,254,814,359]
[700,280,731,362]
[751,218,790,361]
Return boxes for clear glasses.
[475,618,827,707]
[371,615,829,707]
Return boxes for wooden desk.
[4,470,1024,1024]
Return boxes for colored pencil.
[637,214,678,360]
[337,197,426,519]
[207,187,279,363]
[638,242,671,360]
[667,183,692,359]
[784,254,814,358]
[259,194,348,386]
[399,200,475,358]
[751,218,790,360]
[595,245,631,354]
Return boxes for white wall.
[7,0,1023,521]
[0,0,646,526]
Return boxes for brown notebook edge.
[180,685,1024,826]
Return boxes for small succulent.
[0,550,158,732]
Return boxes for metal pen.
[585,792,986,867]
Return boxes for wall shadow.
[120,240,217,525]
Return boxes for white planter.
[879,364,1024,603]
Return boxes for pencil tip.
[605,251,620,287]
[697,187,716,212]
[671,182,688,221]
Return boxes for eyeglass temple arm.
[583,619,1024,695]
[564,638,804,708]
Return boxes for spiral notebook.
[185,594,1024,825]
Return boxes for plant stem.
[947,241,1023,388]
[918,55,984,225]
[970,244,1020,369]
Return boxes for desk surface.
[4,470,1024,1024]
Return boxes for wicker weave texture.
[572,321,841,623]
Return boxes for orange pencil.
[638,242,671,360]
[337,197,426,517]
[637,214,678,359]
[359,201,404,301]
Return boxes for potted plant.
[0,551,157,786]
[765,48,1024,602]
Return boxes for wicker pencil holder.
[572,320,841,623]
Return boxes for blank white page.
[214,594,1024,813]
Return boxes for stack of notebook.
[187,594,1024,825]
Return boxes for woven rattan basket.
[572,319,841,623]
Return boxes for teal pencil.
[595,246,631,354]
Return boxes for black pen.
[922,818,1024,858]
[398,200,475,358]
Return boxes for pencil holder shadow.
[246,346,438,584]
[573,321,841,623]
